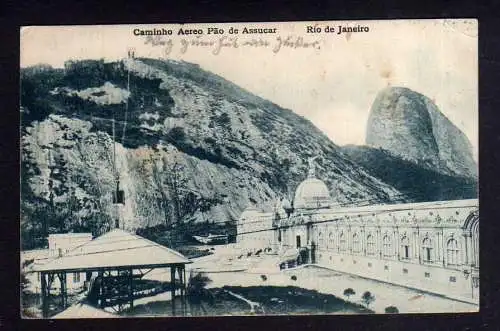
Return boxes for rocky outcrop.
[366,87,477,178]
[20,59,405,242]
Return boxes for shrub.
[362,291,375,308]
[204,137,217,145]
[291,275,297,281]
[343,288,355,301]
[21,271,31,293]
[22,258,35,269]
[385,306,399,314]
[213,112,231,127]
[261,275,267,281]
[167,126,186,142]
[187,271,212,304]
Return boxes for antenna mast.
[111,47,134,229]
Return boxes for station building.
[236,160,479,303]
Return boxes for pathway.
[140,244,478,315]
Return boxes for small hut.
[32,228,192,318]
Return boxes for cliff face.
[21,59,404,243]
[366,87,477,178]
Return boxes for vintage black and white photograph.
[20,19,478,318]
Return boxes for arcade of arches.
[237,161,479,304]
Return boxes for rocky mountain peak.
[366,86,477,178]
[21,58,406,247]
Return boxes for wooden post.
[177,266,183,316]
[170,266,176,316]
[181,265,186,316]
[183,267,188,316]
[129,269,134,309]
[57,273,66,309]
[177,266,182,297]
[45,272,54,317]
[57,273,61,307]
[63,273,67,308]
[98,270,104,309]
[183,267,187,291]
[48,273,54,292]
[63,272,68,308]
[41,272,47,318]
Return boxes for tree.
[385,306,399,314]
[166,126,186,142]
[150,154,175,228]
[157,154,195,229]
[136,151,204,247]
[343,288,355,301]
[187,271,212,305]
[362,291,375,308]
[20,268,32,294]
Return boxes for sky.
[20,19,478,160]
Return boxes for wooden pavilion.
[32,228,192,318]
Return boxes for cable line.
[121,55,130,146]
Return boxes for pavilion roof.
[33,228,191,273]
[53,303,118,319]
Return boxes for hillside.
[20,58,405,249]
[340,145,477,202]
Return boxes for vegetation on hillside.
[341,145,477,202]
[20,59,406,249]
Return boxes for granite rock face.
[366,87,477,178]
[20,59,405,242]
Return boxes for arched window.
[366,234,376,255]
[472,221,479,267]
[339,232,347,252]
[401,236,410,259]
[318,231,324,248]
[352,233,361,253]
[328,232,334,249]
[422,237,433,262]
[464,212,479,268]
[383,235,392,257]
[446,238,459,266]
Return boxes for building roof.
[53,302,118,319]
[284,198,478,228]
[294,177,331,209]
[239,206,273,220]
[316,198,478,216]
[33,229,191,273]
[21,249,50,262]
[48,233,93,238]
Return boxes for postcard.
[20,19,478,318]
